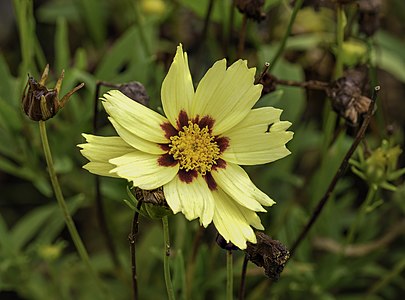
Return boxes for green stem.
[132,0,152,58]
[367,256,405,295]
[345,184,378,248]
[321,5,345,154]
[162,216,175,300]
[335,4,345,78]
[38,121,106,297]
[227,250,233,300]
[269,0,304,71]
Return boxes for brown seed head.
[236,0,266,22]
[245,232,290,281]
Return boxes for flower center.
[169,121,220,175]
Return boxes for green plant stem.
[227,250,233,300]
[345,184,378,249]
[321,5,346,154]
[131,0,152,58]
[335,4,345,78]
[368,256,405,295]
[162,216,175,300]
[269,0,304,71]
[38,121,106,297]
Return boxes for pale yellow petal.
[192,59,262,135]
[161,44,194,127]
[109,152,179,190]
[221,107,293,165]
[108,117,166,155]
[82,162,121,178]
[78,134,133,177]
[163,175,214,227]
[212,188,264,250]
[211,162,275,210]
[103,90,169,143]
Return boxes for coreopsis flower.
[79,45,293,249]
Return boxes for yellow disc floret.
[169,121,220,175]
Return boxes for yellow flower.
[78,45,293,249]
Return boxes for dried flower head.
[22,64,84,121]
[328,69,371,126]
[79,44,293,249]
[245,232,290,281]
[236,0,266,22]
[358,0,382,37]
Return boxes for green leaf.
[254,90,284,108]
[0,213,14,253]
[372,48,405,83]
[55,17,70,73]
[11,194,85,249]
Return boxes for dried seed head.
[245,232,290,281]
[22,65,84,121]
[236,0,266,22]
[22,76,60,121]
[133,187,173,219]
[328,67,371,126]
[358,0,382,37]
[117,81,149,106]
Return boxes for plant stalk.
[227,250,233,300]
[269,0,304,71]
[38,120,106,297]
[162,216,175,300]
[345,184,378,248]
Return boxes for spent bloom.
[79,44,293,249]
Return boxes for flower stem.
[334,4,345,78]
[345,184,378,249]
[162,216,175,300]
[38,120,106,297]
[269,0,304,71]
[227,250,233,300]
[238,254,248,300]
[237,15,247,59]
[368,256,405,295]
[129,201,142,300]
[289,87,379,257]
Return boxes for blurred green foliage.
[1,0,404,299]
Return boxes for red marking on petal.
[178,169,198,183]
[158,153,178,167]
[177,110,189,130]
[212,158,227,171]
[215,136,230,153]
[204,172,217,191]
[160,144,171,152]
[198,115,215,131]
[161,122,178,139]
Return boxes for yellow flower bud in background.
[140,0,165,16]
[341,40,368,67]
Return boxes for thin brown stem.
[289,86,380,258]
[256,62,270,84]
[274,78,330,91]
[237,15,248,58]
[201,0,215,43]
[225,0,236,59]
[129,201,143,300]
[92,81,122,270]
[238,254,249,300]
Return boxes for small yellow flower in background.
[79,44,293,249]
